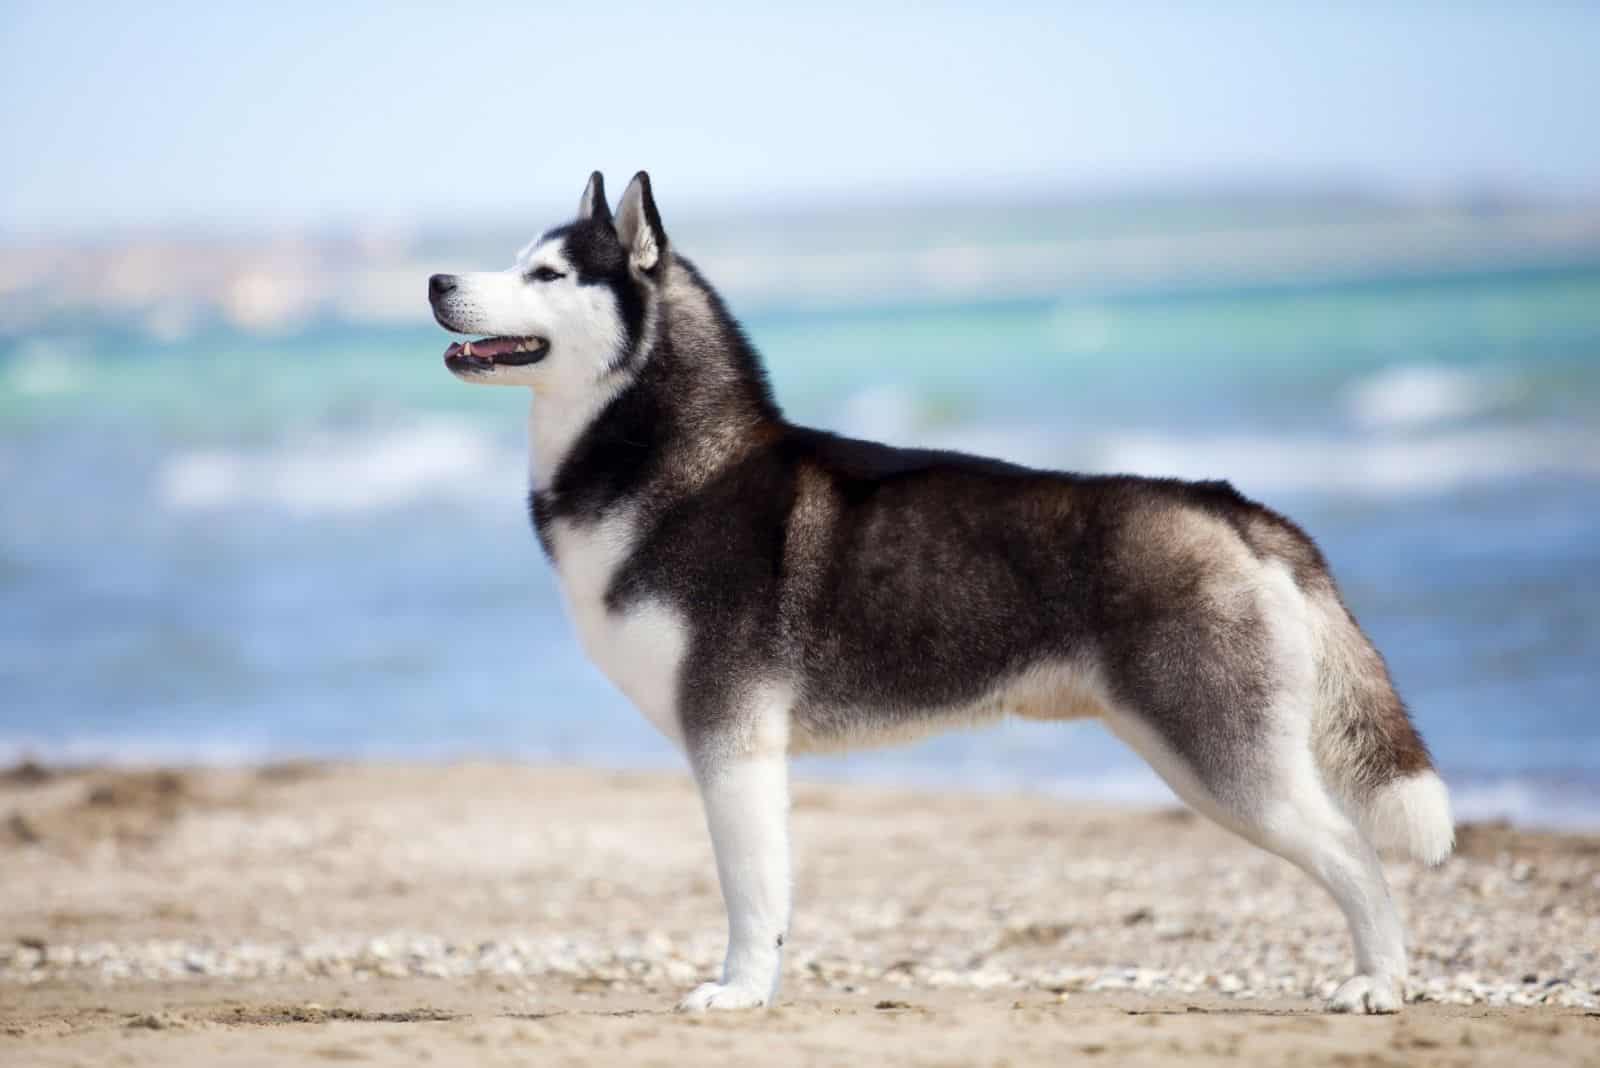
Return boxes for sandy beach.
[3,761,1596,1066]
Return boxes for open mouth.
[443,336,549,370]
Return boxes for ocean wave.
[830,385,1600,497]
[3,338,87,396]
[834,384,1072,470]
[151,388,1600,522]
[1096,426,1600,497]
[1344,364,1509,429]
[158,421,519,515]
[1445,779,1600,832]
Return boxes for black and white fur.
[429,172,1454,1015]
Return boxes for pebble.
[3,928,1594,1008]
[4,771,1596,1011]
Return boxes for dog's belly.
[548,513,688,747]
[791,656,1108,754]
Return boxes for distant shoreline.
[9,200,1600,338]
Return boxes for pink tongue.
[471,337,525,358]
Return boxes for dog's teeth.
[461,342,474,357]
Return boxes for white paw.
[1326,973,1404,1014]
[675,980,770,1012]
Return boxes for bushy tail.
[1308,588,1455,865]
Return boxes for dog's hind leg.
[1106,707,1408,1012]
[676,682,793,1012]
[1224,747,1408,1014]
[1100,556,1412,1013]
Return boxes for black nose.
[429,274,457,300]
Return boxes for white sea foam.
[837,384,923,441]
[1447,779,1600,832]
[1345,364,1506,429]
[164,410,1598,511]
[828,377,1600,499]
[1097,426,1600,497]
[159,421,518,515]
[833,384,1073,470]
[4,339,84,396]
[829,380,1600,497]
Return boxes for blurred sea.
[3,198,1599,828]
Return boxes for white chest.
[547,512,689,748]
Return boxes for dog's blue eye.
[528,266,565,282]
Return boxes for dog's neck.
[527,370,627,493]
[529,255,781,512]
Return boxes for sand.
[2,761,1597,1066]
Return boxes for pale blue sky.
[3,2,1598,236]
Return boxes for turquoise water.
[4,258,1599,826]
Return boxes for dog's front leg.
[676,743,790,1012]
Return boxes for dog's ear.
[615,171,666,272]
[577,171,612,226]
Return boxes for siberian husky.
[428,172,1453,1015]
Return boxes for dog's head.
[429,171,667,389]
